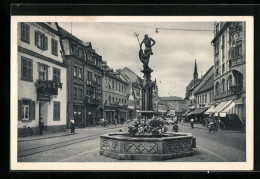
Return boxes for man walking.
[190,117,195,129]
[70,118,75,133]
[39,118,44,135]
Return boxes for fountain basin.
[100,132,194,160]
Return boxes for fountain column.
[140,67,154,119]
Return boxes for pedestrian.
[114,118,117,126]
[217,118,221,131]
[70,118,75,133]
[190,117,195,129]
[39,118,44,135]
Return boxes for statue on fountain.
[136,34,156,70]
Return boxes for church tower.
[193,59,198,85]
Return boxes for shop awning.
[215,100,233,113]
[189,108,209,115]
[204,105,216,114]
[219,98,244,117]
[210,102,228,116]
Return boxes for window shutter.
[18,100,22,121]
[35,31,39,46]
[44,36,48,50]
[27,25,30,42]
[29,101,35,120]
[53,102,56,121]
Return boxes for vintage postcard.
[10,16,253,171]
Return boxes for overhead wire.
[100,22,213,32]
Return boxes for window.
[237,45,242,57]
[22,100,29,120]
[18,99,35,121]
[39,63,48,81]
[227,75,232,91]
[202,95,204,104]
[74,87,78,98]
[109,95,111,103]
[53,68,60,83]
[112,97,114,103]
[205,94,207,103]
[78,47,84,59]
[51,38,58,56]
[79,88,83,99]
[95,74,97,82]
[222,79,225,92]
[112,80,114,89]
[215,41,219,55]
[21,57,33,82]
[79,68,83,79]
[53,102,60,121]
[98,76,101,85]
[222,64,225,73]
[35,31,48,50]
[215,82,220,95]
[21,23,30,43]
[74,66,77,77]
[87,71,92,81]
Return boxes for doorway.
[73,108,82,127]
[39,101,48,128]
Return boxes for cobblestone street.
[18,122,245,162]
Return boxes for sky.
[59,22,214,98]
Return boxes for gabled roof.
[58,27,82,44]
[159,96,183,101]
[195,74,214,94]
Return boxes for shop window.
[35,31,48,50]
[21,23,30,43]
[21,57,33,82]
[38,63,48,81]
[53,101,60,121]
[53,68,60,83]
[51,38,58,56]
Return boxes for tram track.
[18,128,121,158]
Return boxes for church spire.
[193,59,198,80]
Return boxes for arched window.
[235,72,243,91]
[215,82,220,95]
[227,75,232,91]
[222,79,225,92]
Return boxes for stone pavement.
[18,124,125,142]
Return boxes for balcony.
[85,96,100,106]
[35,79,62,102]
[230,85,243,94]
[230,57,244,67]
[86,80,100,86]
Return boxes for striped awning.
[189,108,209,115]
[211,101,229,116]
[204,105,216,114]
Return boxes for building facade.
[18,22,67,135]
[194,66,215,108]
[159,96,185,117]
[211,22,246,123]
[120,67,143,119]
[58,27,103,128]
[102,66,128,124]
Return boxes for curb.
[18,125,125,142]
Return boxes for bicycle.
[20,124,33,137]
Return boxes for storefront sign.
[37,94,50,102]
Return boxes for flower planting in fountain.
[127,117,168,136]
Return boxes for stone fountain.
[100,34,194,160]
